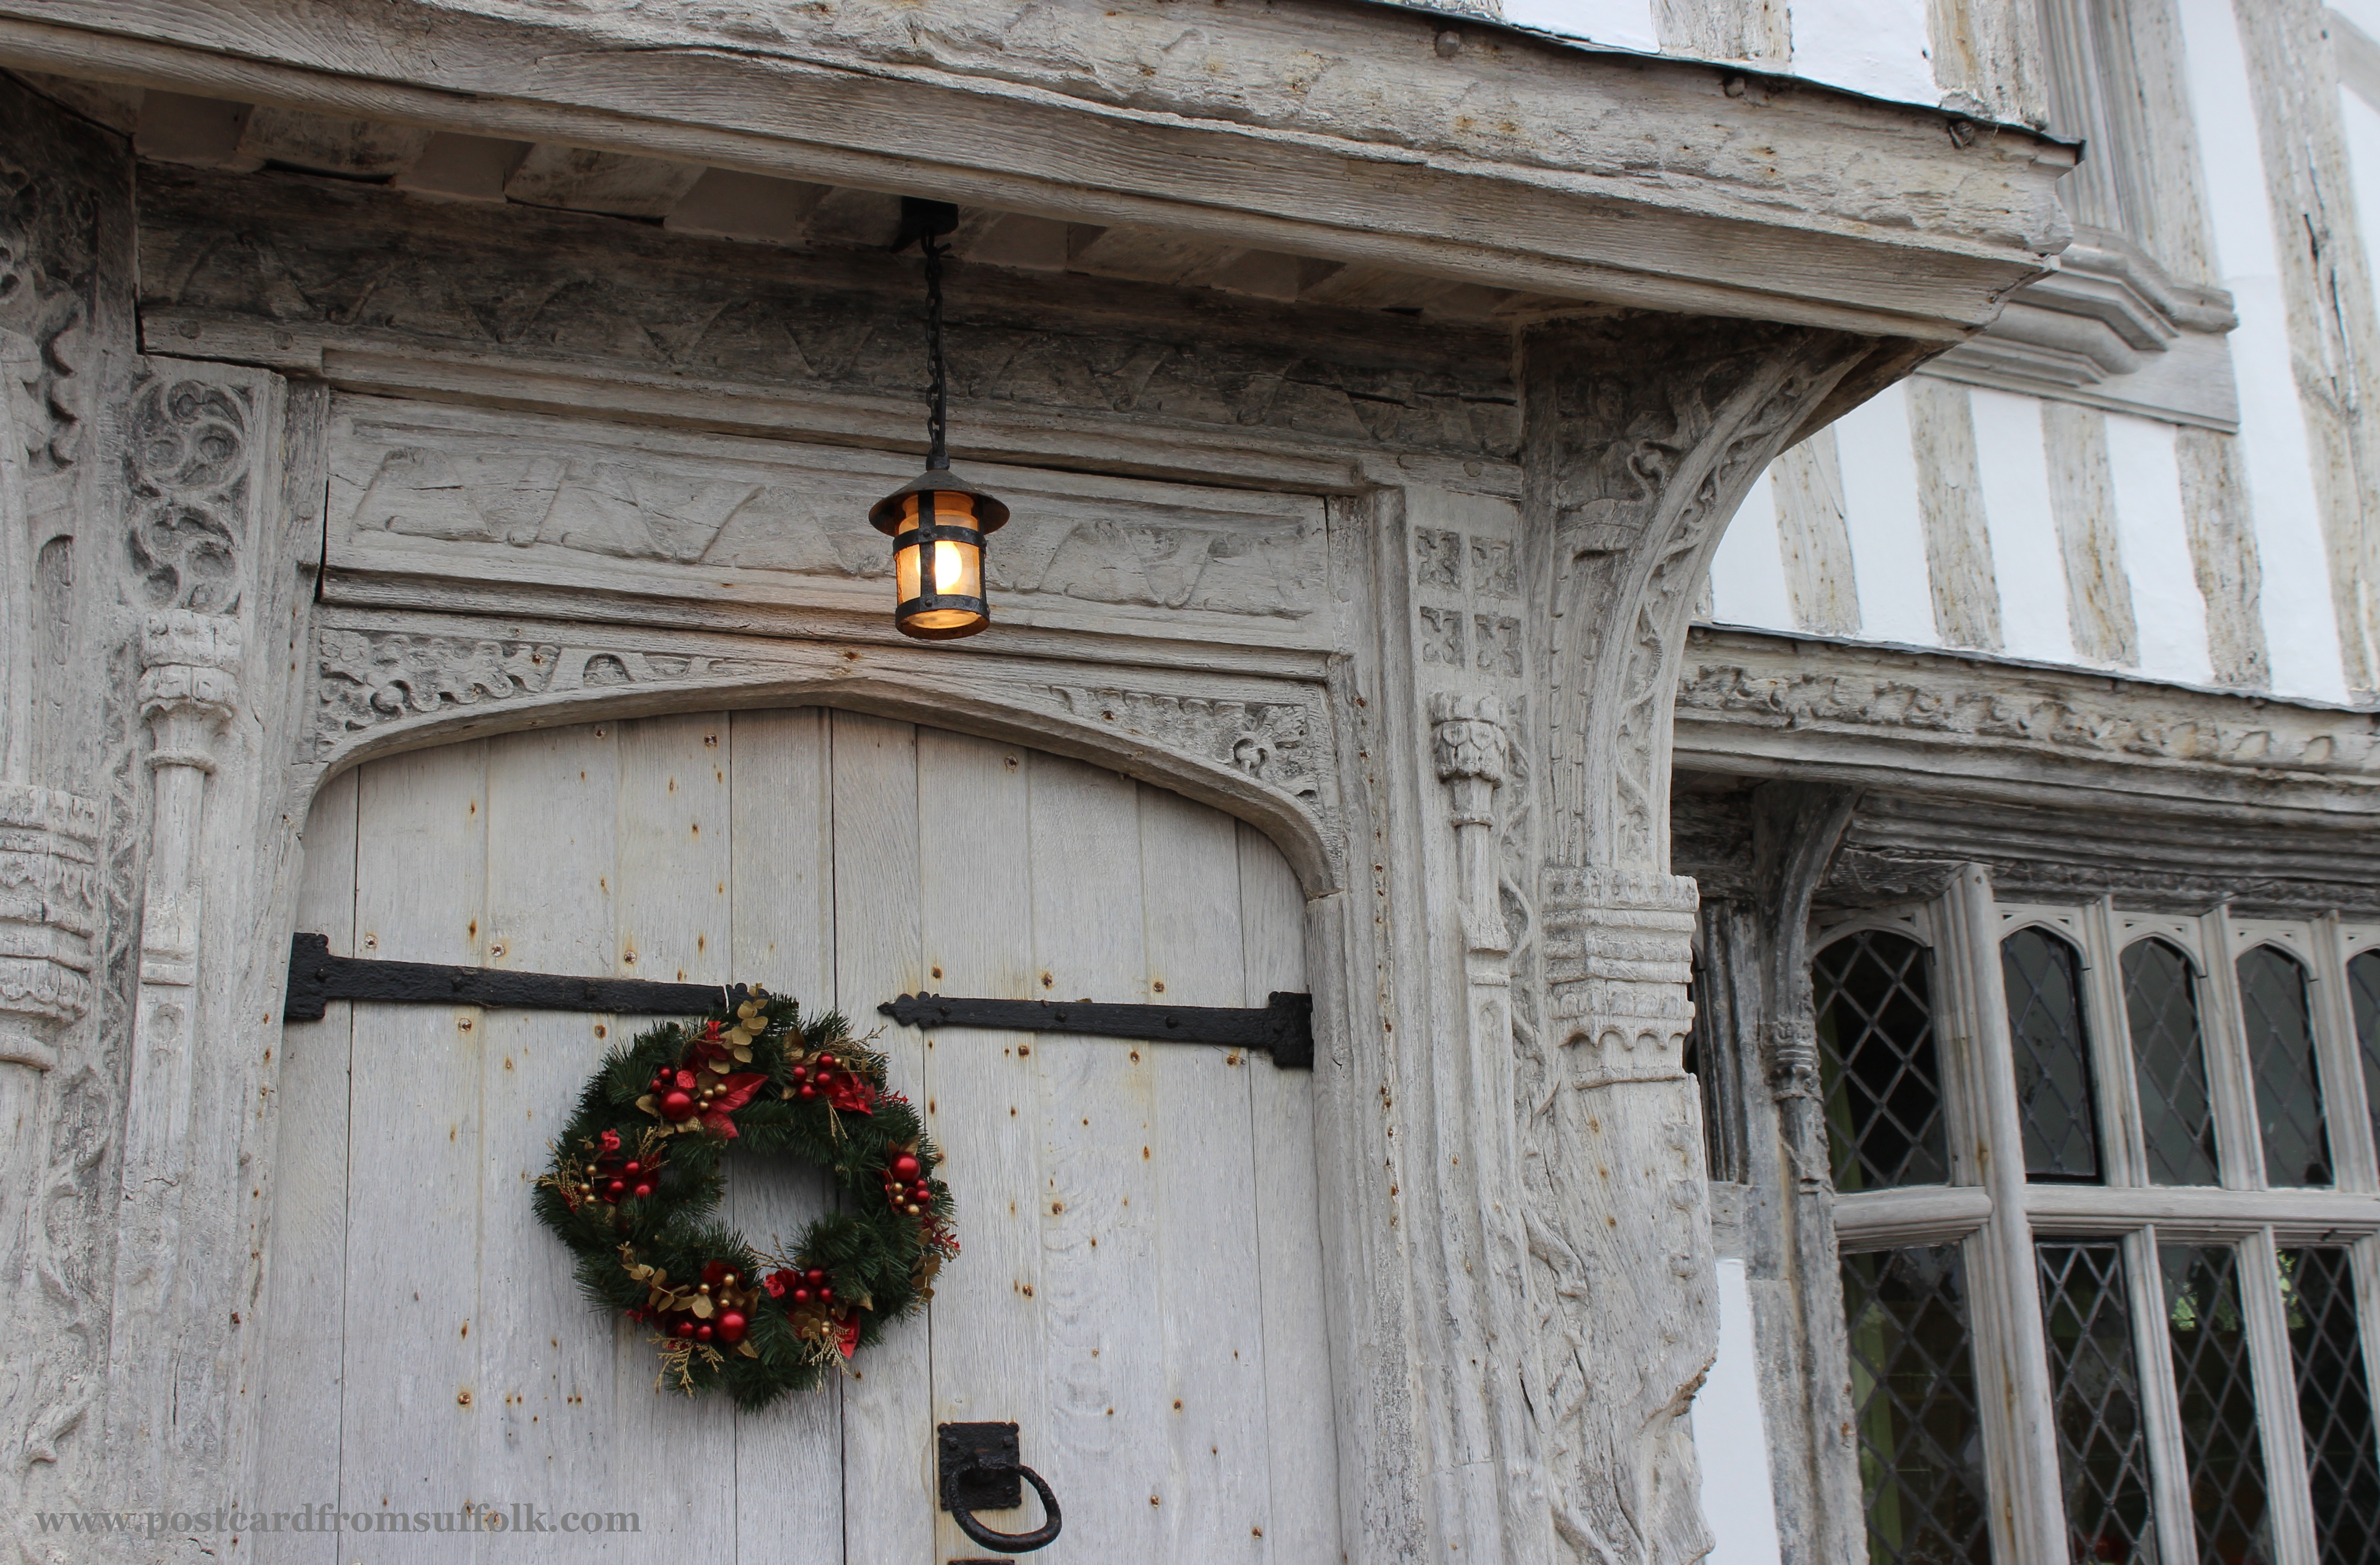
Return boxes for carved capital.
[139,610,243,761]
[0,782,102,1067]
[1430,692,1509,785]
[1540,866,1699,1087]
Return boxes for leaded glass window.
[1843,1245,1991,1565]
[2123,939,2221,1187]
[2281,1247,2380,1564]
[2037,1242,2155,1563]
[2350,950,2380,1159]
[1816,932,1949,1192]
[2005,927,2100,1181]
[2159,1245,2272,1565]
[2238,946,2331,1188]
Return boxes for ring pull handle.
[938,1421,1064,1555]
[948,1460,1062,1553]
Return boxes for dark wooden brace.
[282,934,1314,1069]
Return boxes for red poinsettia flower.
[598,1128,622,1154]
[700,1073,770,1138]
[764,1269,796,1300]
[826,1071,878,1115]
[675,1067,698,1092]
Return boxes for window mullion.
[1941,865,2066,1565]
[2240,1225,2324,1565]
[2200,905,2267,1190]
[2313,912,2377,1191]
[2087,895,2150,1188]
[2126,1223,2201,1565]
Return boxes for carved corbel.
[1515,316,1885,1565]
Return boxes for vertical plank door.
[259,709,1338,1562]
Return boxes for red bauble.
[675,1319,696,1338]
[696,1324,715,1342]
[818,1286,835,1303]
[817,1054,837,1068]
[623,1160,642,1176]
[660,1090,696,1121]
[797,1084,816,1099]
[604,1179,627,1199]
[632,1182,653,1199]
[805,1268,827,1285]
[717,1310,748,1344]
[791,1287,813,1304]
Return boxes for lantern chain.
[923,232,949,472]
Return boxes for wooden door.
[258,709,1340,1563]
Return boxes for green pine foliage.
[532,989,957,1409]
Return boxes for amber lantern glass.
[869,475,1009,640]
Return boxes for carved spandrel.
[326,402,1328,626]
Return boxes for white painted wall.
[1708,468,1795,629]
[1968,387,2073,666]
[1692,1259,1785,1565]
[1833,383,1938,647]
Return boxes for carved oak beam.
[0,0,2069,337]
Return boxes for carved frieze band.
[1540,867,1699,1088]
[1679,650,2380,780]
[308,623,1341,858]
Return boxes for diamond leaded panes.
[1842,1245,1991,1565]
[2123,940,2221,1187]
[1816,932,1949,1192]
[2160,1245,2273,1565]
[2350,950,2380,1161]
[2281,1247,2380,1564]
[2038,1243,2155,1564]
[2005,927,2101,1182]
[2238,946,2331,1188]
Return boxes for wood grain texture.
[1927,0,2048,125]
[1654,0,1788,64]
[1904,376,2004,651]
[2174,428,2276,685]
[337,740,487,1560]
[2042,401,2140,667]
[725,709,843,1562]
[251,767,357,1564]
[1770,428,1862,637]
[829,712,933,1565]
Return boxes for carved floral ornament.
[1680,655,2380,777]
[306,623,1342,869]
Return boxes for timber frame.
[0,7,2106,1565]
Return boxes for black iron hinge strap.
[878,991,1313,1070]
[281,933,748,1023]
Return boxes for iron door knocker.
[938,1422,1063,1554]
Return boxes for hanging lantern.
[872,200,1009,640]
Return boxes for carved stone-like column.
[108,608,241,1480]
[1515,315,1883,1564]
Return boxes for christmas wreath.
[532,988,956,1407]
